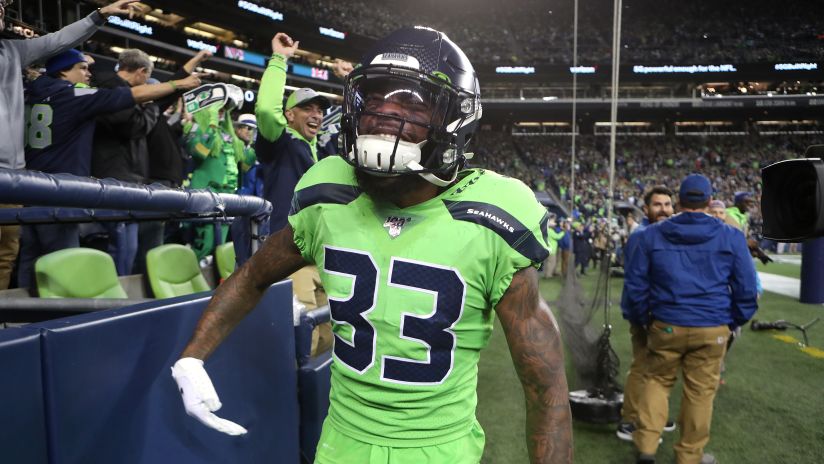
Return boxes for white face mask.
[350,134,424,174]
[349,134,459,187]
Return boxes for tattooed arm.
[495,266,573,464]
[181,225,307,360]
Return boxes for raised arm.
[14,0,138,66]
[495,266,573,464]
[130,73,201,104]
[255,32,297,142]
[180,225,306,360]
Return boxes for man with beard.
[725,192,754,236]
[724,191,773,265]
[172,27,573,463]
[624,175,757,464]
[618,185,677,441]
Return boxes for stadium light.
[107,16,153,36]
[237,0,284,21]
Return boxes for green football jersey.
[288,156,550,447]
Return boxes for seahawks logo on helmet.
[340,27,483,188]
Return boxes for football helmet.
[340,26,482,187]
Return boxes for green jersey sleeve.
[255,53,289,142]
[287,156,360,263]
[444,171,550,308]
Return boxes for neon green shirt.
[288,156,550,447]
[726,207,748,231]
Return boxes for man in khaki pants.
[618,185,677,441]
[622,174,758,464]
[0,205,20,289]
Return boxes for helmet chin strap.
[405,160,458,187]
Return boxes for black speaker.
[761,146,824,242]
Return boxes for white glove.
[170,357,248,436]
[292,294,306,327]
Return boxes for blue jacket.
[557,226,571,250]
[24,76,133,176]
[622,212,758,328]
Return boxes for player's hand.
[175,73,202,91]
[98,0,140,18]
[332,59,354,79]
[171,357,248,436]
[272,32,299,58]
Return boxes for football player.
[173,27,573,463]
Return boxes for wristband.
[269,53,288,65]
[169,81,178,91]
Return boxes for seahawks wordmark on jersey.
[288,156,549,447]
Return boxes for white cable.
[608,0,623,227]
[570,0,579,213]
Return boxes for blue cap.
[734,191,753,204]
[46,49,86,75]
[679,174,713,203]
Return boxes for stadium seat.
[146,244,211,298]
[215,241,236,280]
[35,247,127,299]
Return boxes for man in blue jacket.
[623,174,758,464]
[618,185,676,442]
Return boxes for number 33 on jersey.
[288,156,551,447]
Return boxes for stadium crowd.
[472,131,822,272]
[261,0,824,65]
[474,132,824,221]
[0,2,803,462]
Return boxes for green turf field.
[756,260,801,280]
[477,271,824,463]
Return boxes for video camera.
[761,145,824,242]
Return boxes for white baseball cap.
[286,88,331,110]
[236,113,257,129]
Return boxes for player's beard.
[355,169,430,207]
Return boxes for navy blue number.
[324,247,378,373]
[383,259,466,384]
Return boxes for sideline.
[758,272,800,299]
[768,254,801,265]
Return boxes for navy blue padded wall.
[0,327,48,464]
[298,351,332,464]
[32,282,298,464]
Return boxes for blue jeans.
[17,223,80,290]
[104,222,138,276]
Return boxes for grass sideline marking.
[771,334,824,359]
